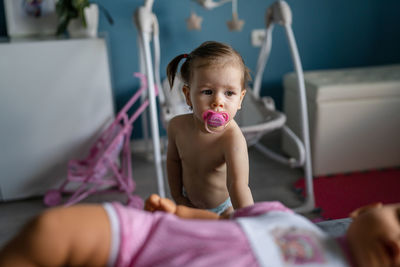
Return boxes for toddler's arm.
[166,119,193,207]
[224,127,254,209]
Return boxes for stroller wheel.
[44,190,62,206]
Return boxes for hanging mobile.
[226,0,244,31]
[186,10,203,30]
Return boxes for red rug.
[295,168,400,220]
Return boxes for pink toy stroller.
[44,73,154,208]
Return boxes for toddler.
[166,41,254,215]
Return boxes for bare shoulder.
[223,120,247,147]
[168,114,193,134]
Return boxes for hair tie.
[183,54,188,58]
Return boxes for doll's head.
[346,202,400,267]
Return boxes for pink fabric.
[112,203,258,267]
[232,201,293,219]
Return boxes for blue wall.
[1,0,400,138]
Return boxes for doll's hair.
[166,41,251,90]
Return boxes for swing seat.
[159,78,192,130]
[237,90,286,147]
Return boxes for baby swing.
[133,0,166,197]
[244,0,314,213]
[160,0,315,213]
[43,73,151,208]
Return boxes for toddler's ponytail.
[166,54,188,89]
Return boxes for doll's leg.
[145,193,177,213]
[0,204,111,267]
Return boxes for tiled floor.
[0,133,313,248]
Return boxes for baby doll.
[1,195,399,267]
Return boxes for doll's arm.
[145,194,228,220]
[224,128,254,209]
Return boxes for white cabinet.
[0,38,115,200]
[283,65,400,175]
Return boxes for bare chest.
[176,131,225,171]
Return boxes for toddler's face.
[183,63,245,132]
[347,203,400,267]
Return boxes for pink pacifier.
[202,110,229,133]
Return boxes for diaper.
[182,188,232,215]
[208,197,232,215]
